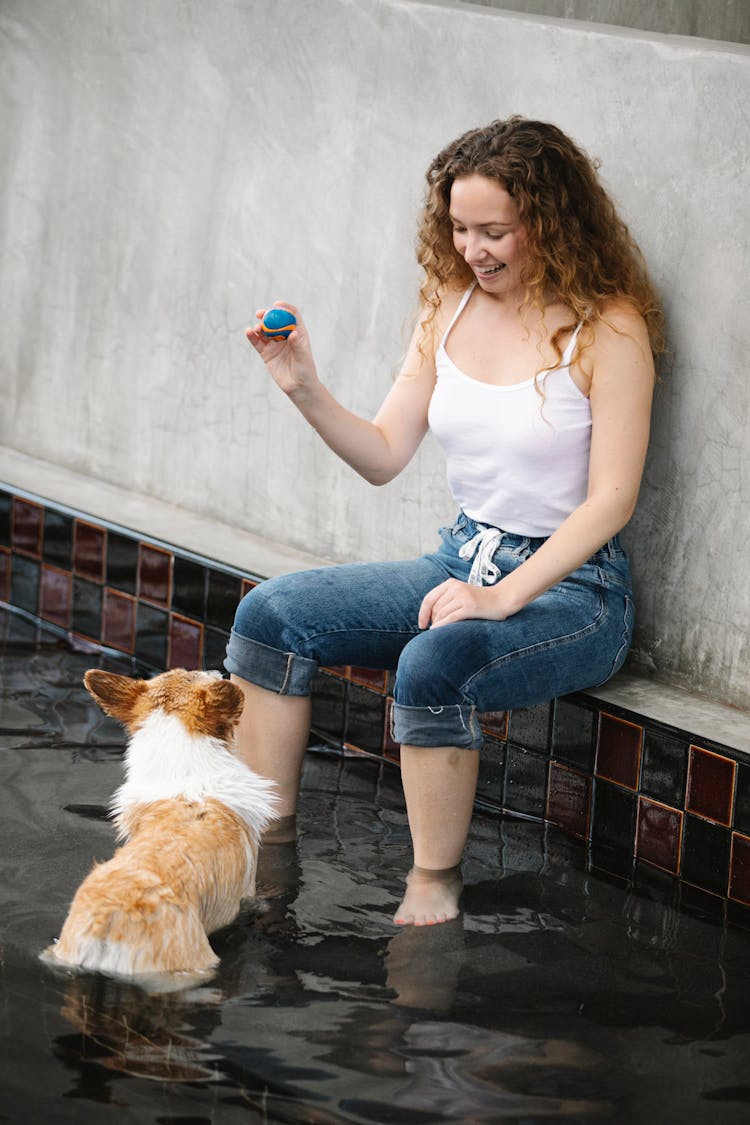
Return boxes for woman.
[225,117,663,927]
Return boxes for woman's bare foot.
[393,865,463,926]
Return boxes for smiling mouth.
[476,264,506,276]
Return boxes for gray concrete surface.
[0,0,748,710]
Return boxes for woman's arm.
[420,303,655,628]
[247,302,439,485]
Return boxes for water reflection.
[3,607,750,1123]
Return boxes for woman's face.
[449,174,529,298]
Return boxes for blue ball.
[260,308,297,339]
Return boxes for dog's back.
[43,669,277,983]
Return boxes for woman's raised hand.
[246,303,319,400]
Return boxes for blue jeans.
[225,512,634,750]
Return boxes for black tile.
[0,491,13,546]
[106,531,140,595]
[508,702,552,754]
[591,778,637,853]
[10,555,40,614]
[310,670,347,746]
[504,743,548,817]
[681,814,731,897]
[344,682,386,756]
[43,509,74,570]
[72,577,103,640]
[551,699,595,772]
[206,569,242,630]
[640,727,689,806]
[734,762,750,835]
[203,626,230,672]
[478,736,505,809]
[135,602,169,669]
[172,555,207,620]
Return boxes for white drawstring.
[458,525,504,586]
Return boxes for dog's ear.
[195,678,245,739]
[84,670,147,721]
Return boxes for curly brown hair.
[416,116,665,363]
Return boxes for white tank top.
[428,285,592,538]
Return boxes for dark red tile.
[322,665,350,679]
[547,761,591,838]
[636,796,682,875]
[0,548,9,602]
[12,498,43,556]
[480,710,509,740]
[595,712,642,790]
[168,615,203,670]
[729,833,750,906]
[383,697,400,763]
[74,521,106,583]
[686,745,736,826]
[39,565,72,628]
[102,588,136,653]
[241,578,257,598]
[139,544,172,606]
[349,666,388,692]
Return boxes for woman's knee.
[232,573,309,651]
[394,630,466,709]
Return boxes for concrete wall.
[468,0,750,45]
[1,0,748,710]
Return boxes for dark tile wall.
[2,484,750,914]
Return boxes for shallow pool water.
[2,606,750,1123]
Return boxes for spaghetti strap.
[560,321,584,367]
[439,284,477,352]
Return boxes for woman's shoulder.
[591,297,650,345]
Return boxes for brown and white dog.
[42,668,277,985]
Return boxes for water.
[2,606,750,1123]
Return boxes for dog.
[42,668,278,985]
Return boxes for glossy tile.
[504,744,548,817]
[479,710,508,741]
[349,666,388,693]
[546,761,591,838]
[0,491,11,546]
[168,614,203,670]
[135,602,169,668]
[203,626,229,672]
[72,577,103,641]
[39,565,72,628]
[106,530,139,595]
[10,555,39,614]
[12,498,43,556]
[101,589,136,653]
[206,570,242,630]
[596,712,642,790]
[729,833,750,907]
[734,763,750,835]
[0,548,9,603]
[73,521,106,583]
[138,544,172,606]
[681,814,731,896]
[477,736,505,808]
[636,797,682,875]
[311,670,347,747]
[551,699,596,772]
[686,745,736,826]
[640,728,688,807]
[172,556,207,620]
[592,779,637,852]
[42,509,73,570]
[345,682,387,756]
[508,702,552,753]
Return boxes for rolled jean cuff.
[224,629,317,696]
[391,701,483,750]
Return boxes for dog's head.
[84,669,245,741]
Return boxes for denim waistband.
[449,511,626,563]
